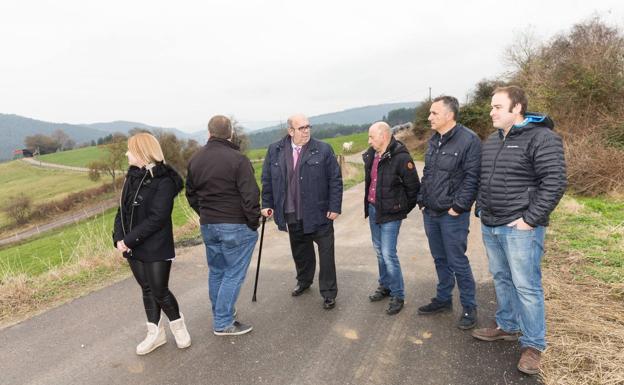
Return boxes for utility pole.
[428,87,432,102]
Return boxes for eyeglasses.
[292,124,311,132]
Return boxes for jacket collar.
[207,137,240,151]
[430,123,460,146]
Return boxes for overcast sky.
[1,0,622,132]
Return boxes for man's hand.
[507,217,534,231]
[326,212,339,220]
[261,208,273,218]
[448,208,460,216]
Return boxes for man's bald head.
[370,122,391,136]
[287,113,311,146]
[368,121,392,153]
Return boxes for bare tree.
[88,137,126,192]
[230,116,250,153]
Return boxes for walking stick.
[252,209,271,302]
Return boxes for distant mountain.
[251,102,419,134]
[247,101,420,148]
[0,114,109,161]
[0,102,419,160]
[84,121,193,140]
[0,115,197,162]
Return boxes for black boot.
[368,286,391,302]
[417,298,452,315]
[457,307,477,330]
[386,297,404,315]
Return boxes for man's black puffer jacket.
[113,162,184,261]
[363,137,421,224]
[476,113,567,227]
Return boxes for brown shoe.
[472,326,520,341]
[517,347,541,375]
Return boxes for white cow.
[342,141,354,153]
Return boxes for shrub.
[3,194,32,225]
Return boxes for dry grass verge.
[543,261,624,384]
[541,195,624,385]
[0,229,129,328]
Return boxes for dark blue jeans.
[423,211,476,309]
[368,204,404,299]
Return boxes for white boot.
[136,315,166,355]
[169,312,191,349]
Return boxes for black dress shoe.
[291,284,310,296]
[323,297,336,310]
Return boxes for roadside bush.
[507,17,624,195]
[30,180,122,221]
[3,194,32,225]
[456,17,624,196]
[564,134,624,196]
[87,162,101,181]
[411,100,432,139]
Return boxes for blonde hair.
[127,133,166,166]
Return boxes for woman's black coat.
[112,162,184,262]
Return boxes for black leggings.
[128,259,181,324]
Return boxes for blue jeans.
[423,211,476,309]
[200,223,258,331]
[368,204,404,299]
[481,223,546,351]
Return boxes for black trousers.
[287,221,337,299]
[128,259,180,324]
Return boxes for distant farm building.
[13,149,34,159]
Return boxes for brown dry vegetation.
[507,17,624,197]
[543,206,624,385]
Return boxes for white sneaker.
[136,316,166,355]
[169,313,191,349]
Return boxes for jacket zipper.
[128,171,149,233]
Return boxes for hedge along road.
[0,178,539,385]
[0,159,123,246]
[0,198,118,246]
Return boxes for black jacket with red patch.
[363,137,420,224]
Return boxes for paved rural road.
[20,157,125,174]
[0,180,539,385]
[20,157,92,172]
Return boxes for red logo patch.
[407,162,414,170]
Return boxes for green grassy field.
[35,132,369,169]
[0,195,194,278]
[246,148,266,161]
[0,161,109,228]
[547,195,624,283]
[37,146,108,168]
[322,132,369,155]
